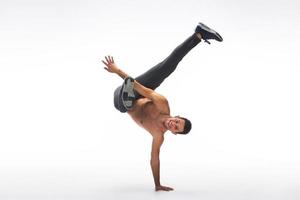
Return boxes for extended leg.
[113,33,201,113]
[113,22,223,113]
[135,33,201,92]
[134,22,223,92]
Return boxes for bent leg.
[135,33,201,91]
[113,77,136,113]
[113,33,201,113]
[113,86,125,113]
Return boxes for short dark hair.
[176,117,192,134]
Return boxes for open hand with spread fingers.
[155,185,174,192]
[102,55,119,74]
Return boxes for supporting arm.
[150,136,174,191]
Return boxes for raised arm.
[102,56,168,110]
[102,56,129,79]
[151,136,174,191]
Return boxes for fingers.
[163,187,173,191]
[102,60,108,67]
[159,188,169,191]
[155,186,174,192]
[105,56,110,63]
[102,56,114,72]
[104,56,114,64]
[158,188,172,191]
[108,55,114,63]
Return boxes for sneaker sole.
[121,77,135,110]
[123,77,135,97]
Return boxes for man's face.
[164,116,185,134]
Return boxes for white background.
[0,0,300,199]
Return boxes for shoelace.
[204,39,211,45]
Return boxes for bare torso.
[127,98,170,137]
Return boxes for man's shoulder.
[148,95,170,115]
[151,91,168,103]
[152,134,164,144]
[151,129,165,139]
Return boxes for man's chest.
[130,101,168,133]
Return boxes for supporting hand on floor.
[155,185,174,192]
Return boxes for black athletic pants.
[114,33,201,113]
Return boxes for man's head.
[164,116,192,135]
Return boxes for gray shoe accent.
[124,100,132,107]
[123,77,135,98]
[121,77,136,110]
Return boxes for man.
[102,22,222,191]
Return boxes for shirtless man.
[102,22,222,191]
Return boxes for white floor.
[1,160,300,200]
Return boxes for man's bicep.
[151,91,168,104]
[134,80,166,101]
